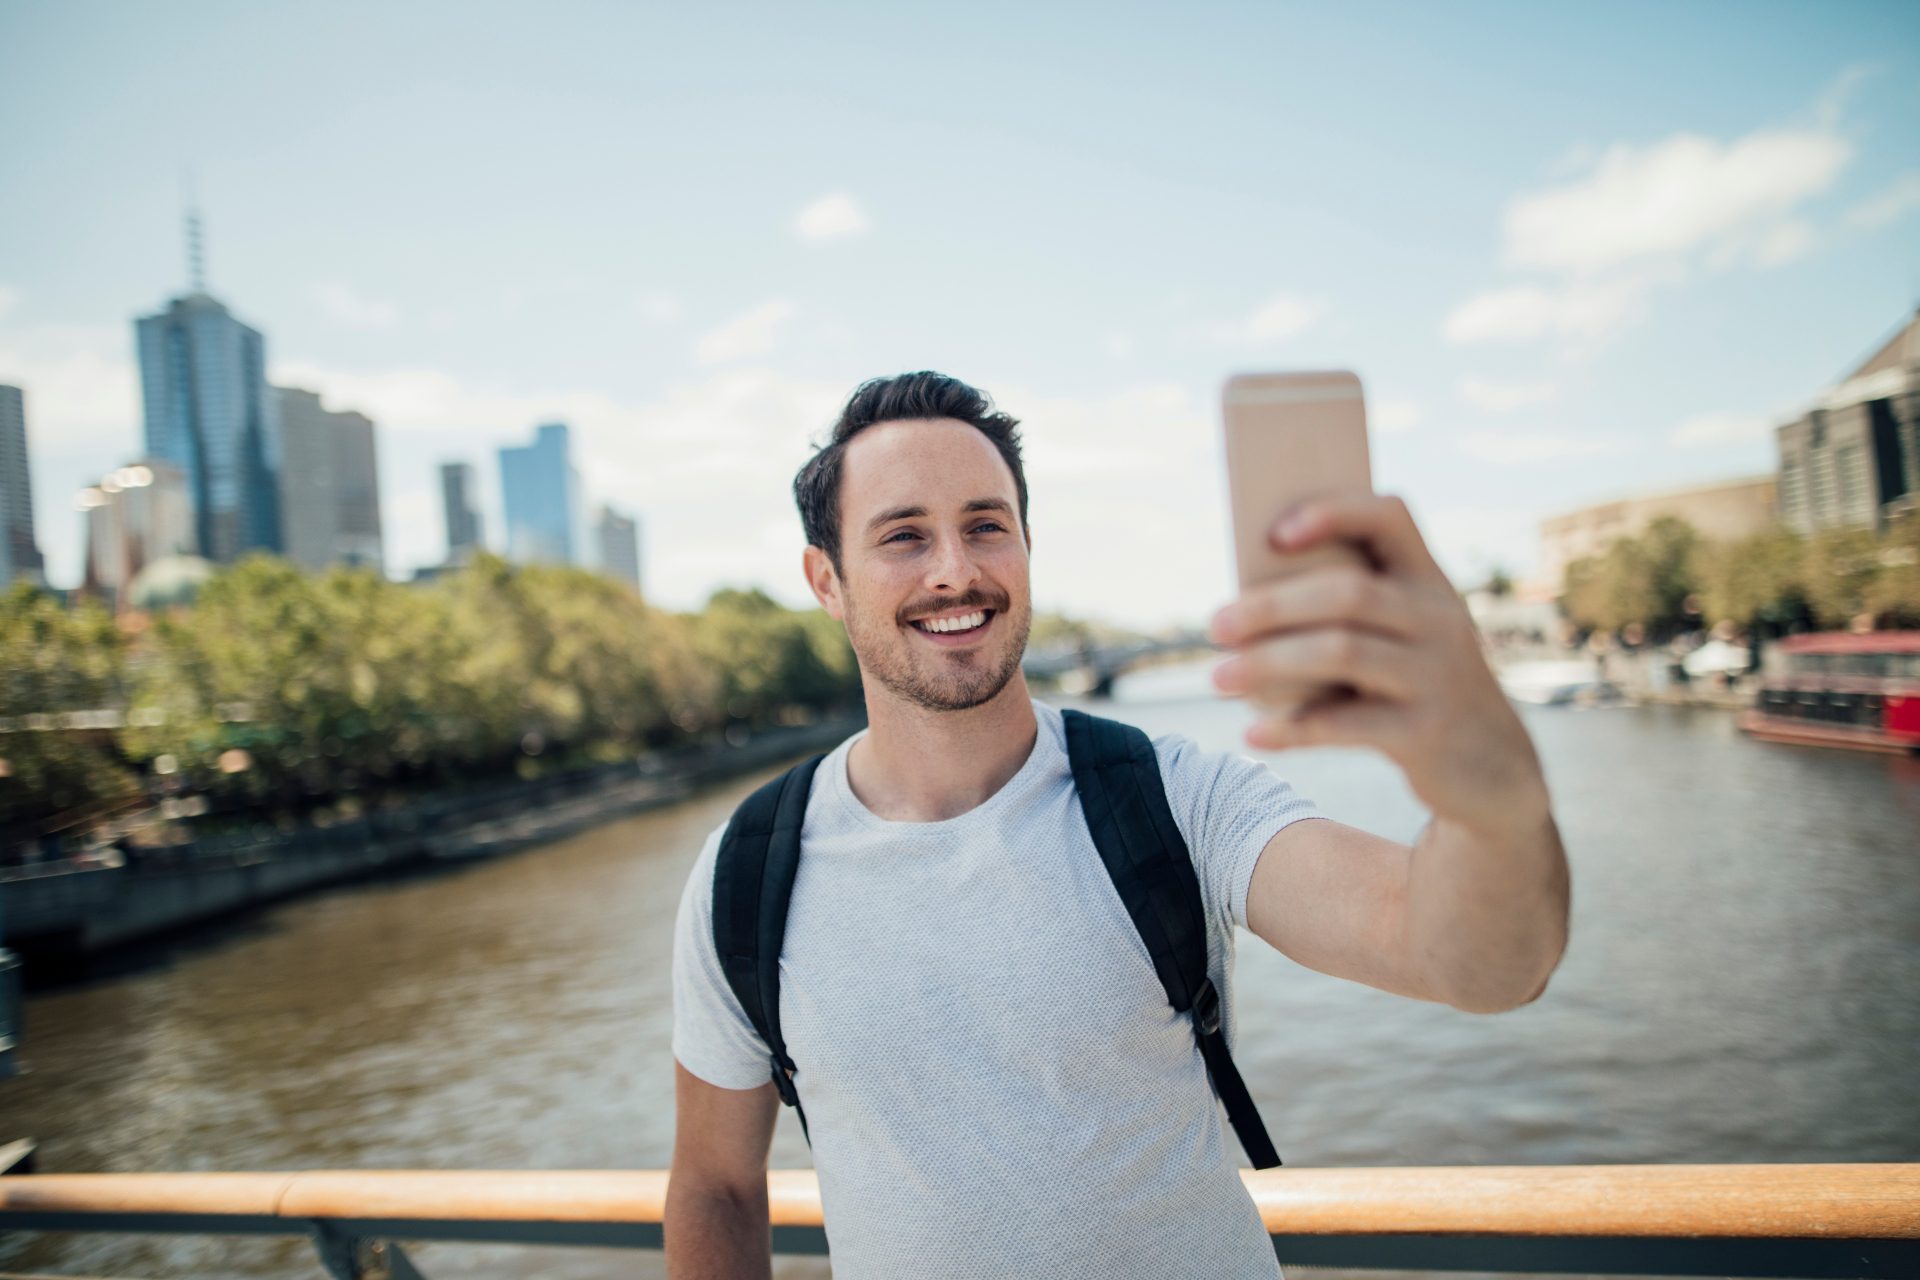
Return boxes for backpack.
[710,707,1282,1168]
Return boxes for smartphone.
[1220,370,1375,710]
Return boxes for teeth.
[917,610,987,634]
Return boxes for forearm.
[1406,796,1569,1014]
[664,1180,773,1280]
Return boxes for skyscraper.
[498,422,581,565]
[77,459,195,612]
[276,387,385,574]
[595,504,642,593]
[440,461,483,562]
[0,385,46,588]
[134,212,282,564]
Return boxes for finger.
[1270,493,1444,581]
[1210,568,1418,647]
[1213,628,1416,703]
[1246,689,1413,755]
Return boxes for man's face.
[806,418,1033,713]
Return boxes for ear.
[803,545,844,620]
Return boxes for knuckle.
[1334,572,1376,616]
[1323,629,1361,667]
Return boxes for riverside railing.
[1,1164,1915,1278]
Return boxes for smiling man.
[665,371,1570,1279]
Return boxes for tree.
[1862,512,1920,628]
[0,582,140,835]
[1803,528,1882,629]
[1560,518,1703,640]
[1697,526,1811,634]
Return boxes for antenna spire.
[183,166,205,293]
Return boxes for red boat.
[1738,631,1920,755]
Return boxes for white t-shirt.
[671,697,1323,1278]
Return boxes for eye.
[883,529,919,544]
[971,521,1006,534]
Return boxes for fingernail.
[1212,656,1243,693]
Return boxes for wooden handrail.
[2,1164,1916,1239]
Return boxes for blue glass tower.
[498,422,581,565]
[134,214,281,564]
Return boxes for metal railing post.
[311,1221,427,1280]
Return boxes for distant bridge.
[1022,632,1214,698]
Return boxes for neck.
[846,673,1040,822]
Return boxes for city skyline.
[2,2,1917,628]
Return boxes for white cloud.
[793,192,871,243]
[1212,293,1322,345]
[1444,275,1656,344]
[1457,429,1616,464]
[0,321,139,454]
[1751,219,1817,268]
[1458,376,1557,413]
[1448,96,1854,351]
[0,319,147,586]
[1669,411,1772,448]
[268,357,845,604]
[634,291,681,323]
[694,299,797,365]
[1812,62,1878,130]
[1846,172,1920,229]
[1418,503,1547,589]
[1001,380,1242,627]
[1503,128,1849,274]
[311,281,400,329]
[1372,397,1421,434]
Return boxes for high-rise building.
[135,220,282,565]
[595,504,642,593]
[498,422,581,565]
[1775,309,1920,534]
[440,461,483,562]
[0,385,46,588]
[77,459,195,611]
[276,387,385,574]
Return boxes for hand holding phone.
[1219,370,1375,715]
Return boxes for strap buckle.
[770,1061,800,1108]
[1192,977,1222,1037]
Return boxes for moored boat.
[1737,631,1920,754]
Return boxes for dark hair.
[793,371,1028,568]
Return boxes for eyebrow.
[865,498,1014,534]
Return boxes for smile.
[908,608,996,642]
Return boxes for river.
[4,664,1917,1278]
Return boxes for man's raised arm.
[1210,493,1570,1012]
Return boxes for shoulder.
[675,821,731,924]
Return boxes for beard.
[843,584,1032,713]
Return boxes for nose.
[924,530,982,594]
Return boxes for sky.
[2,0,1917,629]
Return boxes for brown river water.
[4,665,1917,1278]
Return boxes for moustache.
[898,593,1008,624]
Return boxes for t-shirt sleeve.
[671,823,778,1090]
[1152,731,1325,933]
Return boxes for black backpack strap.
[712,753,827,1144]
[1061,708,1283,1169]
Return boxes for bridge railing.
[2,1163,1916,1278]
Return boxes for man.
[666,371,1569,1278]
